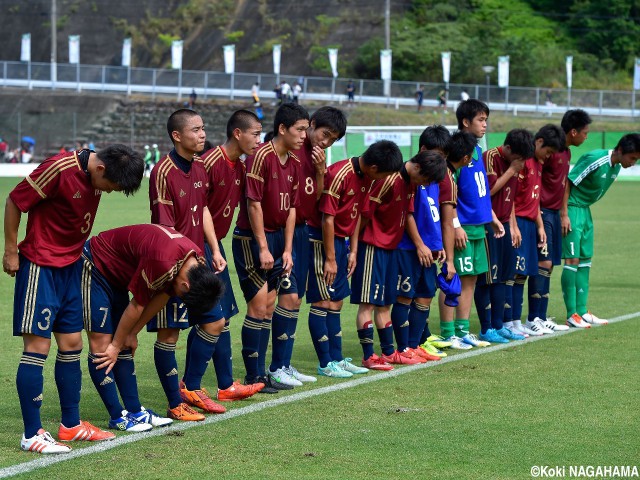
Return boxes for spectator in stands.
[346,80,355,106]
[0,137,8,162]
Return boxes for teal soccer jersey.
[568,149,621,207]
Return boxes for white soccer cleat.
[269,367,303,387]
[519,321,543,336]
[543,317,569,331]
[507,322,529,338]
[581,312,608,325]
[529,317,554,335]
[566,313,591,328]
[285,365,318,383]
[21,429,71,454]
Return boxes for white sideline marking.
[1,311,638,478]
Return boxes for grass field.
[0,178,639,479]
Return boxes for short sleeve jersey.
[541,148,571,210]
[236,141,300,232]
[438,164,458,207]
[202,146,246,239]
[291,137,320,224]
[89,224,202,306]
[361,168,416,250]
[484,146,517,223]
[149,151,209,249]
[514,157,542,221]
[568,149,621,207]
[9,150,102,267]
[456,145,493,225]
[397,182,443,251]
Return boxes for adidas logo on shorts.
[100,376,114,386]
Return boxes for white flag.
[171,40,183,69]
[273,44,281,75]
[223,44,235,74]
[122,38,132,67]
[328,48,338,78]
[380,49,392,80]
[634,58,640,91]
[498,55,509,88]
[441,52,451,84]
[21,33,31,62]
[69,35,80,64]
[566,56,573,89]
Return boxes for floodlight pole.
[482,65,494,105]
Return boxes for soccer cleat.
[566,313,591,329]
[245,375,279,394]
[582,312,608,325]
[167,402,205,421]
[411,346,441,361]
[381,349,425,365]
[334,358,369,374]
[129,407,173,427]
[542,318,569,331]
[445,336,473,350]
[479,328,509,344]
[426,335,453,349]
[179,386,226,414]
[269,367,303,387]
[285,365,318,382]
[461,333,490,347]
[518,321,543,336]
[58,421,116,442]
[529,317,554,334]
[108,411,153,432]
[508,322,530,338]
[419,341,447,357]
[217,381,262,401]
[496,327,526,341]
[317,361,353,378]
[362,353,394,371]
[21,429,71,454]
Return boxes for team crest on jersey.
[73,191,82,199]
[361,187,366,192]
[179,189,187,197]
[347,189,355,196]
[235,179,241,185]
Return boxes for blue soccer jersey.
[397,183,443,251]
[456,145,493,226]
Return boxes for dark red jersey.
[541,148,571,210]
[438,164,458,207]
[515,157,542,221]
[484,146,517,223]
[291,137,320,224]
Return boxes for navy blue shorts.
[205,242,239,320]
[478,223,517,285]
[13,254,83,338]
[539,208,562,266]
[305,226,351,304]
[514,217,539,276]
[279,223,308,298]
[395,249,437,299]
[350,242,398,306]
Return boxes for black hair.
[96,144,144,196]
[447,131,477,164]
[310,106,347,139]
[181,263,225,317]
[361,140,403,173]
[408,150,447,184]
[504,128,535,159]
[199,140,213,156]
[456,99,490,130]
[167,109,201,143]
[273,103,309,135]
[615,133,640,154]
[560,109,592,134]
[535,124,565,151]
[226,109,261,139]
[419,125,451,151]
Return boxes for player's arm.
[489,160,524,196]
[535,208,546,247]
[312,146,327,200]
[405,213,433,267]
[322,213,338,286]
[440,204,457,279]
[203,206,226,273]
[560,181,572,236]
[347,215,361,278]
[248,199,274,270]
[490,209,505,238]
[2,197,21,276]
[282,207,295,275]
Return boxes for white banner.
[122,38,132,67]
[21,33,31,62]
[441,52,451,84]
[273,44,281,75]
[566,56,573,88]
[364,131,410,147]
[380,49,392,80]
[223,44,235,74]
[68,35,80,64]
[328,48,338,78]
[498,55,509,88]
[634,58,640,91]
[171,40,183,69]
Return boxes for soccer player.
[3,145,144,453]
[475,129,534,344]
[352,150,447,368]
[391,125,451,360]
[529,110,592,331]
[306,140,403,375]
[82,224,224,431]
[148,109,227,421]
[267,106,348,386]
[561,133,640,327]
[232,103,307,393]
[200,110,265,401]
[509,125,565,336]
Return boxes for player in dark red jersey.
[351,150,446,368]
[4,145,143,453]
[270,106,347,386]
[232,103,306,393]
[306,140,403,376]
[81,224,223,431]
[200,109,264,401]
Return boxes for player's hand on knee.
[2,251,19,276]
[93,343,120,375]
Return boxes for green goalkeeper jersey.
[568,149,621,208]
